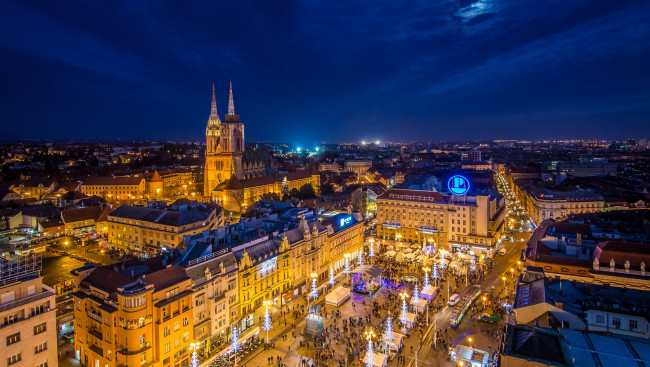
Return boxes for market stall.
[325,286,350,307]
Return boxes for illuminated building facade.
[72,262,195,367]
[204,83,268,197]
[233,236,292,333]
[107,202,223,256]
[0,256,57,367]
[376,188,505,257]
[183,250,239,356]
[214,170,320,212]
[82,176,147,202]
[322,213,364,273]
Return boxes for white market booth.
[410,298,428,314]
[384,250,397,258]
[367,352,389,367]
[325,286,350,307]
[420,285,439,301]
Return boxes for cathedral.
[203,82,270,197]
[204,82,320,212]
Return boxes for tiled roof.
[83,176,144,186]
[141,265,189,291]
[62,205,110,223]
[83,267,135,292]
[108,204,217,227]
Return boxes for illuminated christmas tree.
[357,250,364,265]
[369,242,375,258]
[365,338,375,367]
[345,255,351,275]
[384,316,394,342]
[423,268,430,289]
[261,303,272,343]
[400,297,408,323]
[412,284,420,304]
[329,266,335,286]
[190,346,199,367]
[230,326,239,360]
[432,263,439,287]
[311,277,319,300]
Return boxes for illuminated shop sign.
[339,216,353,228]
[448,175,470,196]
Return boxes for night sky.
[1,1,649,144]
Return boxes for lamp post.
[482,296,487,309]
[469,337,473,349]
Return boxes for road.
[392,173,534,367]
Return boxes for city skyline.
[1,1,649,144]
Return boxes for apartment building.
[322,213,364,274]
[107,202,223,257]
[81,176,147,203]
[182,250,238,355]
[71,259,194,367]
[0,255,57,367]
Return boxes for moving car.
[448,294,460,306]
[472,313,501,323]
[498,248,507,256]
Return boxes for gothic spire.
[211,83,218,116]
[228,80,235,115]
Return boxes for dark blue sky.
[1,0,649,144]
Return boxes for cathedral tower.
[204,81,245,198]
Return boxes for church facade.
[203,82,268,197]
[203,82,319,212]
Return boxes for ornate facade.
[204,82,267,197]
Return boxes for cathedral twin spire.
[228,80,235,115]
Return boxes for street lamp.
[482,296,487,309]
[469,337,473,348]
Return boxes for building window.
[595,314,605,324]
[141,353,147,365]
[36,363,48,367]
[173,321,180,331]
[164,326,170,336]
[613,317,621,328]
[183,317,189,327]
[630,320,638,330]
[164,342,170,354]
[34,342,47,354]
[34,323,47,335]
[6,333,20,346]
[7,354,21,365]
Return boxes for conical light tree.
[365,338,375,367]
[189,343,199,367]
[432,263,439,287]
[311,276,319,300]
[423,268,430,289]
[261,301,272,343]
[357,250,364,265]
[400,292,409,324]
[369,242,375,258]
[329,266,336,286]
[344,255,351,275]
[412,284,420,304]
[384,316,394,342]
[230,326,240,364]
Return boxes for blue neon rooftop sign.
[448,175,470,196]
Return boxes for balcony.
[88,328,103,340]
[87,310,102,323]
[0,289,55,313]
[117,343,151,356]
[89,344,104,357]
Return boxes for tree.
[298,184,316,199]
[321,182,335,195]
[260,192,281,201]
